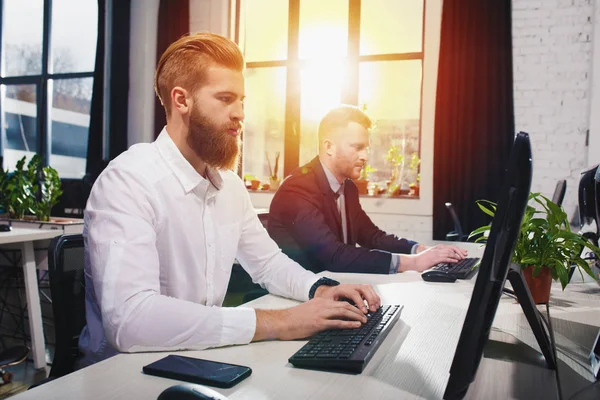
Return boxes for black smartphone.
[142,355,252,388]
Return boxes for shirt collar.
[155,127,223,194]
[319,159,344,195]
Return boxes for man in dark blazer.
[268,105,467,274]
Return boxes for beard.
[187,106,241,171]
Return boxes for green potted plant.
[354,164,376,195]
[470,193,600,304]
[408,152,420,196]
[0,155,63,222]
[385,145,404,193]
[243,174,261,191]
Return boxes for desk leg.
[20,241,46,370]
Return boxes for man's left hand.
[314,284,381,313]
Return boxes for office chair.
[572,166,600,282]
[47,234,86,378]
[445,202,466,241]
[551,179,567,207]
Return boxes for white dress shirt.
[79,128,319,366]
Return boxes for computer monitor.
[579,165,599,228]
[444,132,556,400]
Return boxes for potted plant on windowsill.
[266,151,281,191]
[470,193,600,304]
[243,174,261,191]
[354,164,376,195]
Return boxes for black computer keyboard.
[430,257,480,279]
[288,304,403,373]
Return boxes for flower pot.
[250,180,261,190]
[409,184,420,196]
[269,177,281,191]
[522,265,552,304]
[354,179,369,195]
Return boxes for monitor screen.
[579,164,599,228]
[444,132,533,400]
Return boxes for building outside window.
[0,0,97,179]
[237,0,424,196]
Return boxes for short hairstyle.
[154,32,245,116]
[317,105,372,143]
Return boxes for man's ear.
[323,139,335,157]
[171,86,191,116]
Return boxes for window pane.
[1,0,44,76]
[359,60,422,191]
[299,0,348,60]
[243,67,286,186]
[49,78,93,178]
[298,60,348,166]
[50,0,98,73]
[2,84,38,169]
[240,0,288,62]
[360,0,423,55]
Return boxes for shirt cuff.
[389,254,400,274]
[219,307,257,345]
[411,243,420,254]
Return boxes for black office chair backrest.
[445,202,465,241]
[579,165,599,228]
[47,233,85,378]
[551,179,567,207]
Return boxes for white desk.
[0,228,64,369]
[13,243,600,399]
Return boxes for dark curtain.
[153,0,190,138]
[85,0,131,187]
[432,0,515,240]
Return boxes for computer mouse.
[0,225,11,232]
[157,383,228,400]
[421,270,457,283]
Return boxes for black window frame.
[0,0,95,169]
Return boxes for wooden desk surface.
[14,243,600,400]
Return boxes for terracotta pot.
[522,265,552,304]
[250,180,261,190]
[354,179,369,195]
[409,184,420,196]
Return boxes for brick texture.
[513,0,593,221]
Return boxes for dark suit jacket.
[268,157,418,274]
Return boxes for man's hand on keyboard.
[314,283,380,314]
[252,284,380,341]
[398,244,468,272]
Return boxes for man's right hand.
[399,244,468,272]
[253,297,368,342]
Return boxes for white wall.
[128,0,159,145]
[513,0,595,221]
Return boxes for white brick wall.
[513,0,594,220]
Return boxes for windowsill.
[247,189,429,216]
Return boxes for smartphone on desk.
[142,355,252,388]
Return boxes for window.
[0,0,97,179]
[237,0,424,196]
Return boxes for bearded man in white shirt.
[79,32,380,367]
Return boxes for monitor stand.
[505,263,557,370]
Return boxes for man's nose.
[231,101,245,121]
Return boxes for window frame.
[235,0,426,179]
[0,0,95,169]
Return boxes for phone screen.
[142,355,252,388]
